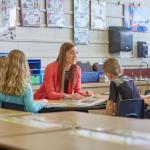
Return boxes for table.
[37,111,150,133]
[0,108,31,117]
[0,111,150,150]
[0,130,149,150]
[0,113,71,137]
[39,96,107,113]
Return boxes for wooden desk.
[0,130,149,150]
[37,111,150,133]
[0,108,31,117]
[0,111,150,150]
[0,113,71,137]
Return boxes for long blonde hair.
[0,56,7,91]
[103,58,123,76]
[57,42,77,92]
[0,50,30,96]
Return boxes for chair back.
[117,99,144,118]
[2,102,25,111]
[144,90,150,95]
[77,61,93,72]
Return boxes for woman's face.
[65,46,78,65]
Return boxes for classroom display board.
[91,0,107,30]
[0,0,16,39]
[124,4,149,32]
[21,0,41,26]
[46,0,64,27]
[74,0,89,45]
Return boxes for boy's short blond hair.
[103,58,122,76]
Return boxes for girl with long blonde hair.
[0,50,48,112]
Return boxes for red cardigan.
[34,61,84,100]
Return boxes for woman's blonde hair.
[0,50,30,96]
[103,58,122,76]
[57,42,77,92]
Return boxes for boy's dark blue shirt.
[108,75,141,104]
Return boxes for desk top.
[37,111,150,133]
[0,108,31,117]
[0,129,149,150]
[0,113,71,137]
[0,111,150,149]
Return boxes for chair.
[117,99,144,118]
[144,90,150,95]
[77,61,93,72]
[143,90,150,118]
[2,102,25,111]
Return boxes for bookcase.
[28,59,42,85]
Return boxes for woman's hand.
[64,93,83,100]
[42,99,49,106]
[144,96,150,106]
[141,95,150,106]
[83,90,93,96]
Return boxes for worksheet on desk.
[63,94,107,107]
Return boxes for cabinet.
[135,81,150,95]
[33,81,150,95]
[82,81,150,95]
[82,82,109,95]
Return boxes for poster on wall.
[91,0,107,30]
[46,0,63,11]
[46,0,64,27]
[124,4,149,32]
[74,0,89,13]
[0,0,16,39]
[21,0,41,27]
[74,0,89,44]
[21,0,40,9]
[47,11,63,27]
[22,10,41,26]
[74,13,89,28]
[74,28,89,44]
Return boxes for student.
[103,58,141,115]
[34,42,93,100]
[0,50,48,113]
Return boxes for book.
[42,95,107,108]
[63,94,107,107]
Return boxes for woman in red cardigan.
[34,42,92,100]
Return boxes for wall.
[0,0,150,70]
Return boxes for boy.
[103,58,141,116]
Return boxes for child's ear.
[105,72,109,77]
[106,72,113,79]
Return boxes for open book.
[41,94,107,108]
[63,94,107,107]
[74,95,107,107]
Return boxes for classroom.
[0,0,150,149]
